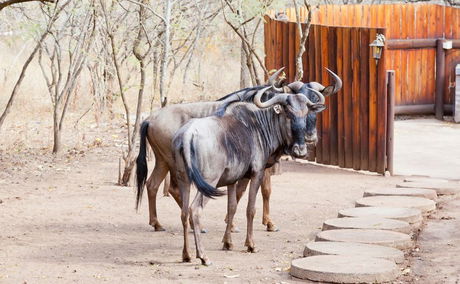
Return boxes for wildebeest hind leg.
[146,161,169,231]
[190,190,213,266]
[261,172,278,232]
[179,180,192,263]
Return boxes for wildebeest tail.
[135,120,149,210]
[180,135,225,199]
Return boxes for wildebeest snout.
[305,131,318,145]
[292,143,308,158]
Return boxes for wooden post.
[455,64,460,123]
[435,39,446,120]
[386,70,395,176]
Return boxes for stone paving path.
[290,178,460,283]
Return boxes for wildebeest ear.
[273,104,283,114]
[309,104,327,113]
[322,85,335,97]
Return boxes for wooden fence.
[265,4,460,174]
[276,4,460,113]
[264,19,389,174]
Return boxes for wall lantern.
[369,34,386,65]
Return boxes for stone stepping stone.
[316,229,413,249]
[397,182,459,195]
[356,196,436,213]
[338,207,422,225]
[291,255,399,283]
[404,177,448,183]
[304,241,405,264]
[322,217,411,233]
[364,187,437,200]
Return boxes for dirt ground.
[0,122,405,284]
[1,120,459,283]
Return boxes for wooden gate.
[264,19,390,174]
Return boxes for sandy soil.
[0,124,407,283]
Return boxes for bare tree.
[0,0,55,11]
[293,0,312,81]
[221,0,278,86]
[119,0,152,185]
[0,0,67,131]
[37,0,96,153]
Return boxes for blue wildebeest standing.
[135,69,341,233]
[170,86,327,265]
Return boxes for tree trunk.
[52,111,61,154]
[240,41,251,88]
[159,0,172,108]
[0,32,47,131]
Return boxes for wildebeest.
[135,70,286,231]
[135,69,341,232]
[170,86,327,265]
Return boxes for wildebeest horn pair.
[253,86,325,108]
[287,68,343,96]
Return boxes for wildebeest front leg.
[245,172,264,252]
[146,161,169,231]
[261,172,278,232]
[222,183,237,250]
[190,191,212,266]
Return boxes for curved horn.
[287,81,304,93]
[306,87,325,105]
[272,85,284,92]
[325,68,342,94]
[253,86,289,108]
[266,67,285,85]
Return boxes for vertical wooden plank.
[314,25,323,163]
[359,28,370,171]
[406,4,416,105]
[289,22,296,81]
[445,7,453,39]
[420,5,429,105]
[320,25,330,165]
[351,27,361,170]
[328,26,338,166]
[368,28,378,172]
[306,25,316,162]
[282,22,289,77]
[400,5,408,106]
[376,27,388,174]
[342,28,353,169]
[336,27,345,168]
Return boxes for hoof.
[247,246,257,253]
[200,257,212,266]
[222,242,233,251]
[231,226,240,233]
[150,223,166,232]
[182,256,191,263]
[266,223,279,232]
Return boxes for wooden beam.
[386,39,436,50]
[395,104,453,115]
